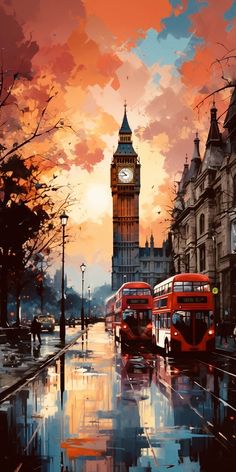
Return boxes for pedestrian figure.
[31,316,42,344]
[233,325,236,345]
[219,320,228,345]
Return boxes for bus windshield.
[173,281,210,292]
[123,309,151,327]
[172,310,213,344]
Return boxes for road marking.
[194,381,236,412]
[199,359,236,378]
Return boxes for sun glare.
[84,185,111,220]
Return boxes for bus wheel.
[164,340,170,356]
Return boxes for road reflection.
[0,323,236,471]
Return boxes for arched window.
[199,213,205,234]
[199,244,206,271]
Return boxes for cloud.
[85,0,172,47]
[0,6,38,77]
[74,141,104,172]
[1,0,235,288]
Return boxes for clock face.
[118,167,134,183]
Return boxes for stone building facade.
[111,106,171,291]
[171,86,236,323]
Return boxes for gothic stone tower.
[111,106,140,290]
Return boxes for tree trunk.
[16,286,21,325]
[0,252,9,327]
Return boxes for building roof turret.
[150,233,154,248]
[223,83,236,130]
[188,132,201,180]
[178,155,189,193]
[201,101,224,171]
[206,100,222,147]
[223,83,236,152]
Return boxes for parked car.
[65,316,76,327]
[38,314,55,332]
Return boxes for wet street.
[0,322,236,471]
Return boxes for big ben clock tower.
[111,105,140,290]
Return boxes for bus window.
[203,283,210,292]
[173,311,192,343]
[183,282,192,291]
[174,282,183,292]
[173,311,191,327]
[195,311,210,328]
[123,288,151,296]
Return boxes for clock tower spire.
[111,105,140,290]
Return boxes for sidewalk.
[0,326,84,403]
[215,335,236,355]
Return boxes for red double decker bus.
[105,281,153,346]
[105,294,115,333]
[152,273,215,355]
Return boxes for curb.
[215,347,236,356]
[0,329,87,404]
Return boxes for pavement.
[0,328,235,404]
[215,334,236,355]
[0,325,85,403]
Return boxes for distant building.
[139,235,171,288]
[111,105,171,290]
[171,85,236,322]
[53,269,67,294]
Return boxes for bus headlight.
[174,331,178,336]
[208,329,214,335]
[123,324,127,329]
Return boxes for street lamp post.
[60,211,69,343]
[88,286,91,323]
[80,263,86,330]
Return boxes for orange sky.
[0,0,235,289]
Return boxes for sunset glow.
[0,0,235,288]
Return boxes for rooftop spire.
[188,132,201,180]
[113,105,138,157]
[192,131,200,159]
[206,100,221,147]
[223,83,236,130]
[119,102,132,134]
[223,82,236,152]
[150,232,154,248]
[178,156,189,193]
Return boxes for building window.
[199,214,205,235]
[231,220,236,253]
[199,244,206,271]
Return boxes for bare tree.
[0,67,75,326]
